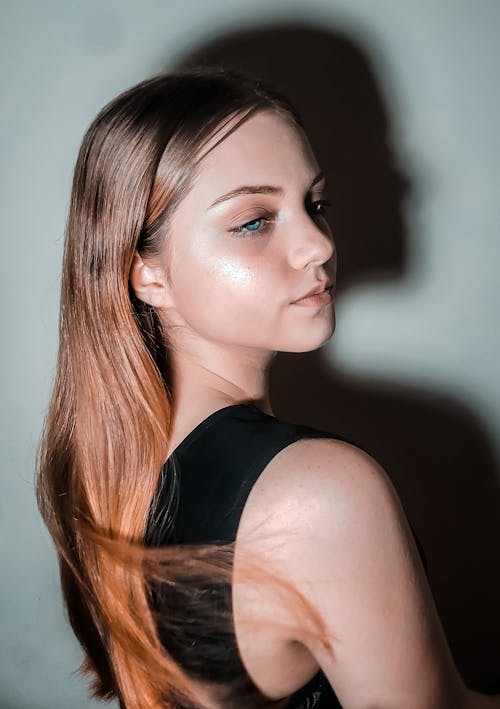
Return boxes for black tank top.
[145,403,428,708]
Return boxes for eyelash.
[230,199,332,237]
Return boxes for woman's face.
[160,109,336,354]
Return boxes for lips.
[293,280,333,303]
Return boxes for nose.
[287,210,336,271]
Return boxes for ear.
[129,251,171,308]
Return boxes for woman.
[36,66,499,709]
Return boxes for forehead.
[190,109,319,199]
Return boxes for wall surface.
[1,1,499,707]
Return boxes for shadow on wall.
[171,23,500,692]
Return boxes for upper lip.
[293,279,333,302]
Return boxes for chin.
[281,312,336,353]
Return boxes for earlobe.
[129,251,170,308]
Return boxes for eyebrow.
[207,170,325,210]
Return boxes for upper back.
[145,402,433,708]
[145,402,348,707]
[148,403,349,544]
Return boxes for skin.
[130,110,499,708]
[131,109,335,450]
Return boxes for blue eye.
[231,216,271,236]
[242,218,263,232]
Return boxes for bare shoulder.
[236,436,402,546]
[235,436,467,707]
[235,434,420,640]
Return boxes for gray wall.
[1,1,499,707]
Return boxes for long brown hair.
[36,66,331,709]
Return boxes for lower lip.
[292,288,333,307]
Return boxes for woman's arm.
[234,437,499,709]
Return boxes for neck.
[167,339,276,418]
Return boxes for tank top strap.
[144,403,427,708]
[145,403,346,707]
[150,403,352,545]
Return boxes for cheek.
[166,224,286,341]
[211,257,254,289]
[174,252,271,328]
